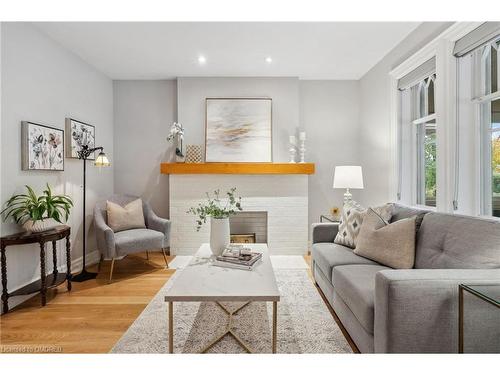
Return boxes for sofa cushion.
[390,203,429,232]
[312,242,378,283]
[114,228,164,256]
[354,208,416,269]
[415,213,500,269]
[333,264,391,334]
[334,202,394,249]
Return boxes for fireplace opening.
[229,211,267,244]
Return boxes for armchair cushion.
[114,228,165,256]
[107,199,146,232]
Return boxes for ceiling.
[34,22,421,80]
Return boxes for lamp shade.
[333,166,364,189]
[94,151,111,167]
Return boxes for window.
[474,37,500,217]
[413,74,437,207]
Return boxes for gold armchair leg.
[161,248,169,268]
[109,258,115,284]
[146,251,149,260]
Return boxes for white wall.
[1,23,114,310]
[299,80,361,226]
[177,77,300,162]
[359,22,453,207]
[113,80,177,219]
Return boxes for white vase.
[23,218,58,233]
[210,217,230,256]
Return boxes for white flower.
[167,122,184,142]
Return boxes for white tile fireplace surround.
[169,174,308,255]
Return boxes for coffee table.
[164,243,280,353]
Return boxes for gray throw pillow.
[354,208,416,269]
[333,202,393,249]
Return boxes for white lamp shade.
[333,166,364,189]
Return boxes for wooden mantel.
[160,162,315,175]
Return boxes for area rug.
[111,256,352,354]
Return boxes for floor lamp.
[72,145,111,282]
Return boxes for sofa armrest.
[93,206,116,259]
[374,269,500,353]
[311,223,339,243]
[144,203,171,248]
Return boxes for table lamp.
[333,166,364,203]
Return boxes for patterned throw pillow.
[334,202,394,249]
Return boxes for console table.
[1,225,72,314]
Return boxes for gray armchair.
[94,194,170,283]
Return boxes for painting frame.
[21,121,65,171]
[205,97,273,163]
[65,118,96,160]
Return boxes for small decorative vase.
[175,134,185,163]
[209,217,230,256]
[23,218,57,233]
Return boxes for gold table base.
[168,300,278,354]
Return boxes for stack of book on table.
[213,245,263,270]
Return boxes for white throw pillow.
[106,199,146,232]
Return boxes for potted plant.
[1,184,73,233]
[187,188,242,256]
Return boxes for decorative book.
[213,246,263,270]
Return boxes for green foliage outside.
[424,131,437,204]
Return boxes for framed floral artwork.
[65,118,95,159]
[21,121,64,171]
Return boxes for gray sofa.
[311,204,500,353]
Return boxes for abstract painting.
[65,118,95,159]
[22,121,64,171]
[205,98,272,162]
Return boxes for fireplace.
[229,211,267,244]
[169,174,309,255]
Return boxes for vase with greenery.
[187,188,242,255]
[1,184,73,233]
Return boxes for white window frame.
[389,22,482,213]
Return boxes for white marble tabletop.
[164,243,280,302]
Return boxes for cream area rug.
[111,256,352,354]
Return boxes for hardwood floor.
[1,253,356,353]
[0,252,174,353]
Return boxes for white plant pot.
[209,217,230,256]
[23,218,58,233]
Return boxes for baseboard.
[1,250,101,314]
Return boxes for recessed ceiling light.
[265,57,273,63]
[198,55,206,64]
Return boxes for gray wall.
[358,22,453,206]
[1,23,114,309]
[113,80,177,219]
[112,77,362,233]
[177,77,300,162]
[300,80,361,227]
